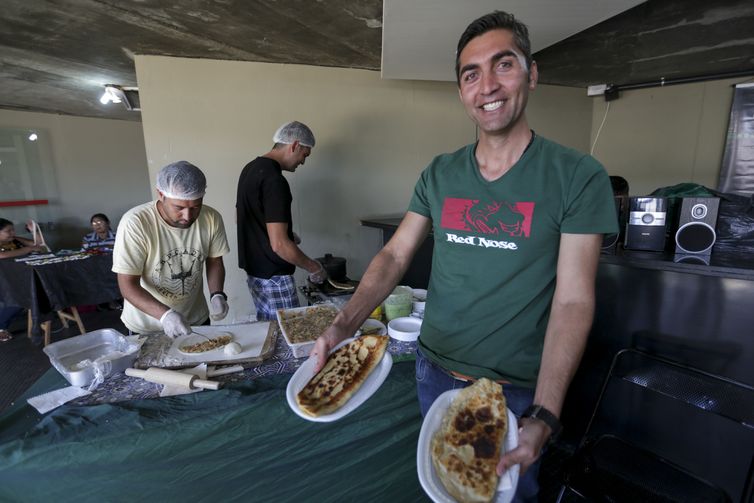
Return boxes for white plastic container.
[387,316,422,342]
[43,328,139,387]
[276,303,339,358]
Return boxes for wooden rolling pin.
[125,367,221,390]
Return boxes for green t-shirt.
[408,135,618,386]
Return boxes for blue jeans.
[0,306,24,330]
[415,347,540,503]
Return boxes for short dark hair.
[90,213,110,224]
[0,218,13,231]
[455,11,532,86]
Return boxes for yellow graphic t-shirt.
[112,201,230,334]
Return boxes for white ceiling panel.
[381,0,646,81]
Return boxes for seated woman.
[0,218,47,341]
[81,213,116,253]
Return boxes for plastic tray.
[276,303,339,358]
[43,328,138,387]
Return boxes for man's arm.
[267,222,321,274]
[117,273,171,320]
[311,211,432,371]
[498,232,602,475]
[205,256,226,293]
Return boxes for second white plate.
[286,336,393,423]
[417,389,520,503]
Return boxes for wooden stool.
[27,306,86,346]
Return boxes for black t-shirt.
[236,156,296,278]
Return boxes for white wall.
[0,109,151,248]
[588,78,741,195]
[135,55,591,322]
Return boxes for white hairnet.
[156,161,207,200]
[272,121,315,148]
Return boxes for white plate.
[417,389,520,503]
[286,337,393,422]
[356,318,387,336]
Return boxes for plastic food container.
[43,328,139,387]
[384,285,413,321]
[277,303,339,358]
[387,316,422,342]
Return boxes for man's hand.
[159,309,191,338]
[308,261,328,285]
[310,324,350,373]
[209,293,229,321]
[496,417,551,476]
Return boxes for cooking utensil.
[125,367,221,390]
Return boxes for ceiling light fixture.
[28,132,38,141]
[99,85,122,105]
[98,84,141,111]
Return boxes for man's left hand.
[496,417,551,476]
[209,294,229,321]
[308,261,328,285]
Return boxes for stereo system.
[674,197,719,255]
[624,197,668,251]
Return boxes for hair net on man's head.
[273,121,315,148]
[156,161,207,200]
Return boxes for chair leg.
[42,320,51,346]
[56,307,86,335]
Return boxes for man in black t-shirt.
[236,121,327,321]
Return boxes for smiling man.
[313,11,617,502]
[113,161,231,337]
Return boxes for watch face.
[153,247,204,300]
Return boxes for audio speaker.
[624,197,667,251]
[674,197,719,255]
[601,197,621,252]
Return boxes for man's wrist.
[521,404,562,443]
[210,291,227,300]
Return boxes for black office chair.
[557,349,754,503]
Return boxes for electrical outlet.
[587,84,607,96]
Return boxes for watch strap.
[521,404,562,442]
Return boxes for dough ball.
[224,341,242,355]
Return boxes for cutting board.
[164,322,274,367]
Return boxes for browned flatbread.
[431,378,508,503]
[296,335,389,417]
[179,334,232,353]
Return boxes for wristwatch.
[521,404,562,443]
[210,291,227,300]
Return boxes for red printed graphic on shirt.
[441,198,534,237]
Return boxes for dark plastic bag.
[711,192,754,255]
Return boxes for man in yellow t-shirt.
[113,161,231,336]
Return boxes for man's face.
[157,193,203,228]
[457,29,537,136]
[91,218,109,233]
[0,225,15,243]
[284,141,312,172]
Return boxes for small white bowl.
[388,316,422,342]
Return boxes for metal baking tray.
[43,328,139,387]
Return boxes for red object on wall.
[0,199,49,207]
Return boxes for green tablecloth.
[0,361,429,502]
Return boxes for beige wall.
[588,78,740,195]
[135,55,590,322]
[0,109,151,248]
